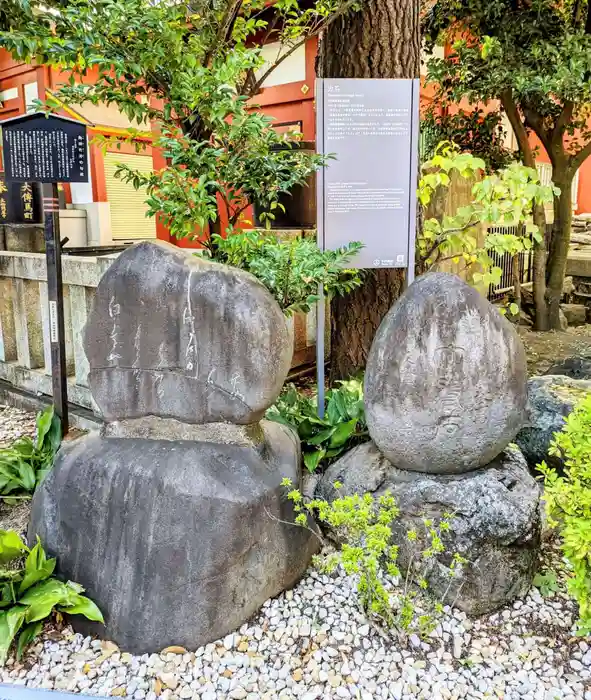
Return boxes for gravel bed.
[1,559,588,700]
[0,404,37,449]
[0,404,587,699]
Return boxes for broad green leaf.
[19,539,56,594]
[0,606,27,665]
[59,594,104,623]
[35,406,55,451]
[328,420,358,449]
[16,461,36,492]
[303,450,325,473]
[0,531,27,565]
[45,413,62,456]
[19,579,69,623]
[16,620,43,660]
[0,582,17,608]
[307,428,336,446]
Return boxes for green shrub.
[210,230,363,316]
[0,530,103,664]
[539,393,591,634]
[267,379,367,472]
[0,406,61,503]
[282,480,464,636]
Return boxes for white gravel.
[0,404,588,699]
[1,562,588,700]
[0,404,37,449]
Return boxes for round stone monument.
[365,272,528,474]
[30,241,317,654]
[317,272,541,614]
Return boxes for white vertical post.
[39,281,53,375]
[316,79,326,419]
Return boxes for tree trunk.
[499,93,550,329]
[546,172,573,329]
[318,0,420,381]
[511,252,521,313]
[532,204,550,331]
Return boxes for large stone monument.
[318,272,542,614]
[30,241,317,654]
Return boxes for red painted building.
[1,39,589,249]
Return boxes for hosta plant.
[267,379,367,472]
[0,406,61,503]
[0,530,103,664]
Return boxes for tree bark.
[318,0,420,381]
[531,204,550,331]
[546,171,574,329]
[499,92,550,330]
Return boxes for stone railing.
[0,251,117,410]
[0,250,317,411]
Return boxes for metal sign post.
[43,182,69,431]
[315,78,420,416]
[2,113,90,435]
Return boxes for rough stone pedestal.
[317,442,541,615]
[30,422,317,654]
[516,375,591,471]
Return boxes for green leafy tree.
[423,0,591,330]
[0,0,356,240]
[418,144,556,308]
[421,106,513,171]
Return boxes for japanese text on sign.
[0,174,42,224]
[316,79,420,270]
[2,114,89,184]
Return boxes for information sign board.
[1,113,89,184]
[0,112,86,434]
[316,78,420,271]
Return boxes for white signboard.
[316,78,420,272]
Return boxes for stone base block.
[29,421,317,654]
[516,375,591,471]
[316,442,541,616]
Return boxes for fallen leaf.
[161,645,187,654]
[83,664,91,674]
[154,678,162,697]
[111,688,126,697]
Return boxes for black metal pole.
[43,182,69,435]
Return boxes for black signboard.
[1,113,89,183]
[0,112,87,435]
[0,174,43,224]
